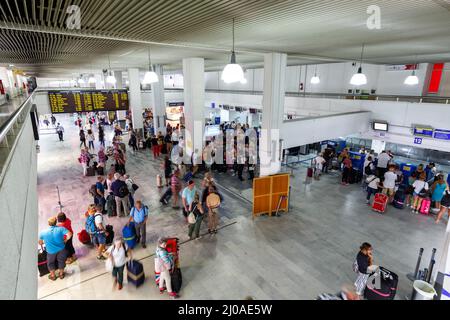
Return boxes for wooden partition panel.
[252,173,290,218]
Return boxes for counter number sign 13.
[414,137,423,145]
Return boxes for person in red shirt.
[57,212,77,264]
[341,156,353,186]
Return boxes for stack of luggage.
[127,260,145,287]
[372,193,389,213]
[393,186,406,209]
[154,238,182,294]
[364,267,398,300]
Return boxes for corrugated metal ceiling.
[0,0,449,76]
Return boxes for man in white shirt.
[383,165,398,203]
[376,150,393,178]
[313,153,326,180]
[366,174,381,204]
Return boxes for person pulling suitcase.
[155,237,179,299]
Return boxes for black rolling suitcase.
[38,246,50,277]
[86,166,96,176]
[393,189,406,209]
[127,260,145,287]
[160,187,172,204]
[364,267,398,300]
[97,166,104,175]
[105,225,114,246]
[170,268,182,293]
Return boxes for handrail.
[0,93,33,144]
[37,86,450,104]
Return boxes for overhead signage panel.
[434,129,450,141]
[48,90,129,114]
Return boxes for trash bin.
[412,280,437,300]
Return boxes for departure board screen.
[48,90,129,114]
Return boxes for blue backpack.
[85,215,98,234]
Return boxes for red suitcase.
[420,198,431,215]
[372,193,389,213]
[78,229,91,245]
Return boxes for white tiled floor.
[37,114,449,300]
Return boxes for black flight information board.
[48,90,129,114]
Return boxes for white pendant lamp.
[222,18,245,84]
[350,44,368,86]
[77,76,85,85]
[404,70,419,86]
[106,55,116,85]
[88,75,97,84]
[404,58,419,86]
[310,65,320,84]
[142,47,159,85]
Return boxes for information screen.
[373,122,388,132]
[48,90,129,114]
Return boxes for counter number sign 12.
[414,137,423,145]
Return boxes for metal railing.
[0,93,35,185]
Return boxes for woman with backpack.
[105,237,130,290]
[188,193,205,240]
[353,243,377,297]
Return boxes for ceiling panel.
[0,0,448,77]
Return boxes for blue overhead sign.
[434,129,450,141]
[414,137,423,145]
[413,126,434,137]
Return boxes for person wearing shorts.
[39,216,72,281]
[93,205,107,260]
[436,188,450,224]
[382,165,397,204]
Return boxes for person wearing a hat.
[38,216,73,281]
[155,237,178,298]
[182,180,198,221]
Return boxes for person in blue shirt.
[38,216,72,281]
[182,180,197,220]
[94,176,106,210]
[128,200,148,248]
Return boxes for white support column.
[183,58,205,160]
[151,65,166,135]
[114,71,123,89]
[259,53,287,177]
[128,68,143,131]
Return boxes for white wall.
[0,107,38,299]
[281,111,371,149]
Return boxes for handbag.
[105,256,113,272]
[187,204,197,224]
[352,260,359,274]
[132,183,139,191]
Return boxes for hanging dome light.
[88,75,97,84]
[310,65,320,84]
[105,55,116,85]
[106,71,116,85]
[77,77,85,85]
[350,44,368,86]
[350,67,367,86]
[142,47,159,85]
[404,70,419,86]
[222,18,245,84]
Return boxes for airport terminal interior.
[1,0,450,301]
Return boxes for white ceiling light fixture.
[350,44,368,86]
[106,55,116,85]
[222,18,244,84]
[77,75,85,85]
[88,75,97,84]
[142,47,159,85]
[404,57,419,86]
[240,77,248,84]
[310,65,320,84]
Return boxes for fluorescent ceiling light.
[404,70,419,86]
[350,67,367,86]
